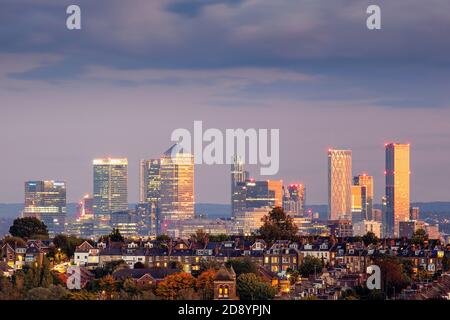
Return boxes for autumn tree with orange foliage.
[196,270,216,300]
[155,273,197,300]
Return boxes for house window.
[224,286,229,298]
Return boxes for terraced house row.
[70,237,449,277]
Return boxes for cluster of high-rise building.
[327,143,422,239]
[21,141,440,241]
[231,156,306,235]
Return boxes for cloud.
[1,0,450,109]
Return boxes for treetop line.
[65,4,382,31]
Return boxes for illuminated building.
[381,196,388,238]
[283,183,306,216]
[159,144,195,233]
[136,202,157,237]
[93,158,128,235]
[385,143,410,238]
[234,179,282,214]
[110,211,138,238]
[354,174,374,220]
[77,194,94,220]
[353,220,382,238]
[23,180,67,237]
[231,155,249,218]
[410,207,420,221]
[399,221,416,239]
[139,159,161,206]
[235,207,271,236]
[328,149,352,221]
[351,185,363,223]
[327,220,353,238]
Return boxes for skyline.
[1,0,450,204]
[0,141,438,207]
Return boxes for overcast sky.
[1,0,450,205]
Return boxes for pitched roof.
[214,266,236,281]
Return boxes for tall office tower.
[328,149,352,221]
[282,183,306,216]
[23,181,67,237]
[139,159,161,205]
[410,207,420,221]
[77,194,94,220]
[159,144,195,233]
[385,143,410,238]
[243,179,281,210]
[351,185,364,223]
[93,158,128,234]
[381,196,388,238]
[354,174,374,220]
[231,155,248,217]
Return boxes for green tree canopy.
[9,217,48,239]
[362,231,379,246]
[236,273,277,300]
[258,207,298,243]
[299,255,323,278]
[226,257,258,277]
[411,228,428,246]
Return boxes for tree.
[299,255,323,278]
[156,234,171,242]
[374,256,411,298]
[362,231,379,246]
[25,285,68,300]
[442,255,450,272]
[236,273,277,300]
[155,273,196,300]
[226,257,258,277]
[258,207,298,243]
[98,275,118,299]
[9,217,48,239]
[196,270,216,300]
[52,235,93,257]
[2,236,27,248]
[191,229,209,246]
[109,228,124,242]
[208,234,230,242]
[133,262,146,269]
[121,278,140,299]
[411,229,428,246]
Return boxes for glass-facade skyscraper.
[93,158,128,234]
[231,155,248,218]
[23,180,67,237]
[385,143,410,238]
[354,174,374,221]
[282,183,306,216]
[139,159,161,205]
[159,144,194,233]
[328,149,352,221]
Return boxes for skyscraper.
[139,159,161,205]
[159,144,195,233]
[282,184,306,216]
[77,194,94,220]
[385,143,410,238]
[231,155,248,218]
[328,149,352,221]
[23,180,67,237]
[93,158,128,234]
[351,185,363,223]
[354,174,374,220]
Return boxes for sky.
[1,0,450,205]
